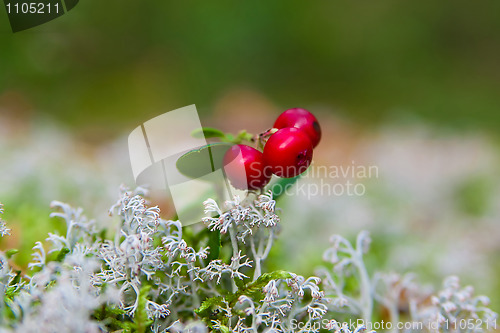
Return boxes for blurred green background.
[1,0,500,315]
[2,1,500,137]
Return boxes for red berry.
[223,144,271,190]
[263,128,313,178]
[274,108,321,147]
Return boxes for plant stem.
[356,251,372,323]
[229,224,239,292]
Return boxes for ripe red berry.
[223,144,271,190]
[263,128,313,178]
[273,108,321,147]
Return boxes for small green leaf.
[218,324,231,333]
[194,270,292,326]
[234,275,246,290]
[207,230,221,262]
[194,295,224,320]
[6,249,19,259]
[176,143,232,179]
[269,175,301,200]
[11,270,22,285]
[93,304,127,329]
[234,130,253,143]
[133,285,153,333]
[191,127,226,139]
[54,247,70,262]
[228,270,292,307]
[4,271,23,300]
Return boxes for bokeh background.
[1,1,500,314]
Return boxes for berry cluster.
[223,108,321,190]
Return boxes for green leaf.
[234,275,246,290]
[176,142,232,179]
[191,127,226,139]
[190,127,254,144]
[194,295,224,320]
[218,324,231,333]
[207,230,221,262]
[54,247,70,262]
[6,249,19,259]
[11,270,22,286]
[93,305,127,331]
[4,271,23,300]
[133,285,153,333]
[228,270,292,307]
[269,175,301,200]
[194,270,292,324]
[233,130,254,144]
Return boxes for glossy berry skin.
[223,144,271,190]
[274,108,321,147]
[263,127,313,178]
